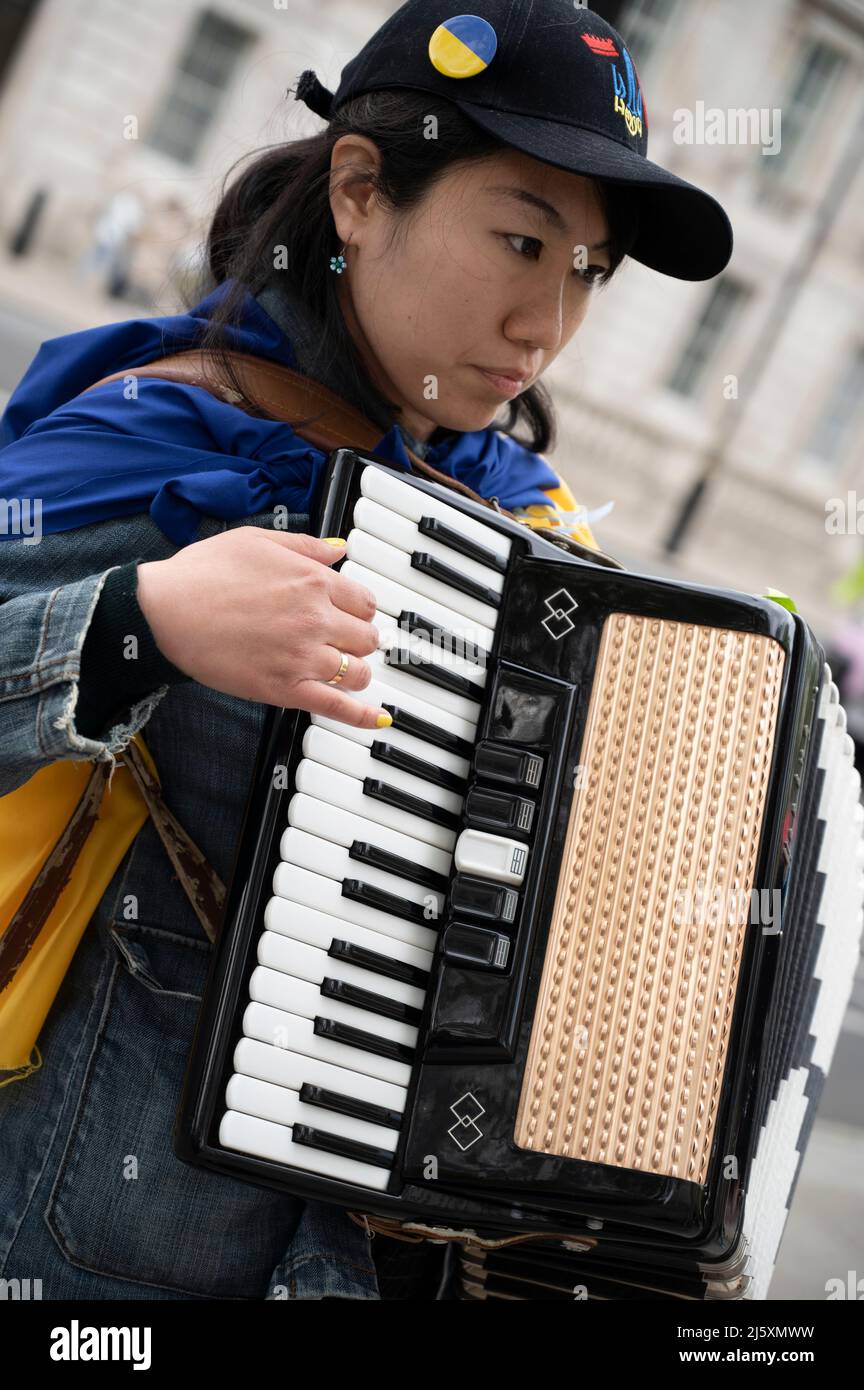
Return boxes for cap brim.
[453,102,733,282]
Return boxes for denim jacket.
[0,506,381,1299]
[0,277,586,1300]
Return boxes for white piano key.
[225,1074,400,1149]
[354,495,504,596]
[262,895,434,972]
[243,1001,412,1087]
[295,760,456,853]
[279,826,446,917]
[360,463,512,564]
[348,529,498,630]
[248,967,418,1048]
[366,647,480,724]
[337,675,477,746]
[311,711,470,781]
[257,931,426,1011]
[220,1109,391,1191]
[302,726,463,818]
[376,614,487,689]
[233,1036,407,1114]
[271,863,440,951]
[343,559,494,656]
[287,792,453,879]
[455,828,529,886]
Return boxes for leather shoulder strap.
[0,762,111,993]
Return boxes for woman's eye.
[502,236,607,284]
[503,233,543,260]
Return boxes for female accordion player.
[2,2,859,1304]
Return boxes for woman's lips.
[473,366,527,397]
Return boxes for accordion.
[175,449,864,1300]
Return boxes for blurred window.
[146,9,254,164]
[805,345,864,468]
[760,38,846,187]
[666,279,750,398]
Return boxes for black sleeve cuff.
[77,561,193,740]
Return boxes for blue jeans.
[0,913,380,1301]
[0,511,380,1299]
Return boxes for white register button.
[454,829,528,886]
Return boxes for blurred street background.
[0,0,861,1299]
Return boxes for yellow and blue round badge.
[428,14,498,79]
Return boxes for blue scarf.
[0,280,562,546]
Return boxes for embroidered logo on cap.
[611,46,647,137]
[581,32,648,137]
[581,33,619,58]
[428,14,498,79]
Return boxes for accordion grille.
[514,613,786,1184]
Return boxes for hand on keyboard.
[136,528,391,728]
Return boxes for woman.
[0,2,732,1300]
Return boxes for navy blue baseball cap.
[294,1,733,281]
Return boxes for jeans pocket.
[44,922,303,1298]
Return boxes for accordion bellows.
[515,615,785,1182]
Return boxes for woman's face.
[330,140,611,443]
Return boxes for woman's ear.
[329,135,382,249]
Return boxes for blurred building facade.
[0,0,861,635]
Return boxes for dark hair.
[196,88,641,454]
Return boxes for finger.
[311,648,373,693]
[259,531,348,566]
[258,531,377,622]
[323,611,381,658]
[326,568,377,622]
[294,680,392,731]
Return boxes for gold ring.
[326,650,350,686]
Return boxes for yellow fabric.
[0,735,157,1080]
[511,469,601,550]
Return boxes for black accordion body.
[176,450,864,1300]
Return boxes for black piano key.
[398,611,489,666]
[320,975,423,1026]
[362,776,461,832]
[384,646,483,702]
[369,741,466,796]
[348,838,451,893]
[465,787,535,837]
[328,937,431,990]
[314,1015,415,1066]
[474,741,543,791]
[298,1082,403,1132]
[450,874,519,924]
[443,922,511,971]
[342,877,441,929]
[291,1122,394,1171]
[411,551,501,610]
[417,514,508,575]
[383,703,475,761]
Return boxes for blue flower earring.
[329,240,349,274]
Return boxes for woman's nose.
[505,281,582,355]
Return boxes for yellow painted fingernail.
[376,712,393,728]
[324,537,347,546]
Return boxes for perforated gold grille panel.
[513,614,785,1184]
